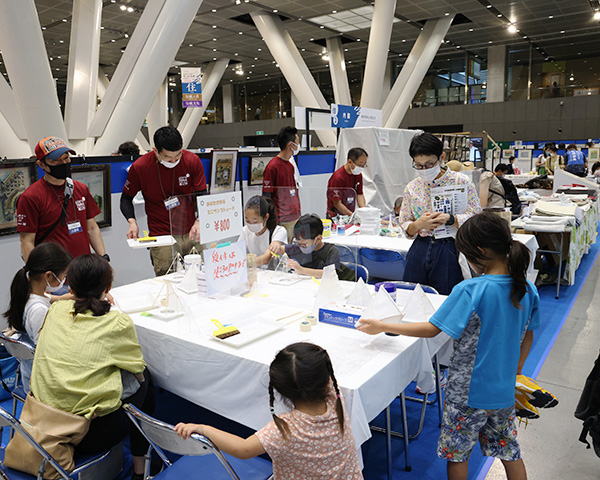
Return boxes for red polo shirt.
[326,165,363,218]
[17,178,101,257]
[123,149,207,236]
[262,156,301,223]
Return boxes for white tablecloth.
[111,271,450,452]
[325,233,539,283]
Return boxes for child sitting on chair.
[175,342,363,479]
[271,214,354,280]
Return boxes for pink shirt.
[255,392,363,479]
[398,169,481,238]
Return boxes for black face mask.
[44,162,71,180]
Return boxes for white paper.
[358,288,404,325]
[346,278,373,307]
[178,267,198,294]
[402,284,436,323]
[431,184,468,239]
[312,264,345,314]
[378,130,390,146]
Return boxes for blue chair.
[334,244,357,264]
[358,248,405,282]
[0,406,119,480]
[341,262,369,283]
[392,281,439,295]
[124,404,272,480]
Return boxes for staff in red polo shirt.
[326,147,368,219]
[262,126,302,241]
[120,126,207,276]
[17,137,108,262]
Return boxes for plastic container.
[337,217,346,235]
[374,282,397,301]
[184,254,202,273]
[321,219,332,238]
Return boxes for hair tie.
[22,267,30,281]
[336,393,341,399]
[270,407,275,414]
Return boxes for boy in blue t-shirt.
[357,212,539,480]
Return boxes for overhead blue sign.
[331,104,382,129]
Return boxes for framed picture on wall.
[589,148,600,162]
[210,150,238,193]
[518,149,532,160]
[248,155,269,187]
[0,159,37,236]
[71,164,112,228]
[502,149,515,159]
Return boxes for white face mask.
[416,164,441,182]
[352,165,365,175]
[247,222,264,234]
[160,158,180,169]
[46,273,66,293]
[291,142,300,156]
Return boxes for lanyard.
[45,177,78,224]
[156,161,176,201]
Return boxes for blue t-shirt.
[566,150,585,166]
[429,275,540,410]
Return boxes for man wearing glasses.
[398,133,481,295]
[121,126,207,276]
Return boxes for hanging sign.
[204,241,248,296]
[181,67,203,108]
[197,191,243,244]
[331,103,382,128]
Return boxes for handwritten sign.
[197,191,243,244]
[181,67,203,108]
[203,241,247,296]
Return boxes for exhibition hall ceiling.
[3,0,600,86]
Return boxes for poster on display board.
[331,104,382,129]
[518,149,532,160]
[181,67,202,108]
[204,241,247,297]
[197,191,243,245]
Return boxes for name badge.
[67,221,82,235]
[290,189,296,197]
[164,197,180,211]
[347,197,354,204]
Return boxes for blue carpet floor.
[3,226,599,479]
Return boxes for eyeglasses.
[412,159,439,170]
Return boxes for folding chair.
[123,404,272,480]
[358,248,405,282]
[341,262,369,283]
[0,333,35,439]
[333,244,357,264]
[370,281,443,473]
[0,406,116,480]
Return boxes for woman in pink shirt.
[175,342,363,479]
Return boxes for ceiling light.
[560,30,565,33]
[570,75,574,80]
[469,28,473,31]
[212,9,216,12]
[594,11,600,20]
[322,55,330,61]
[445,12,450,16]
[189,44,193,47]
[332,10,337,13]
[486,4,492,8]
[212,25,217,28]
[124,33,129,38]
[235,0,241,4]
[120,4,126,10]
[127,7,133,12]
[548,15,553,18]
[273,9,278,13]
[508,24,517,33]
[497,14,502,17]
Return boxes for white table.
[111,271,450,472]
[325,232,540,284]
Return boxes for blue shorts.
[437,401,521,462]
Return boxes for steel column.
[326,37,352,106]
[147,77,169,141]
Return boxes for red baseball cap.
[35,136,76,162]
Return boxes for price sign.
[197,191,243,244]
[203,241,247,296]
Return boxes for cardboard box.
[319,303,366,328]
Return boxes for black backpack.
[489,176,522,215]
[575,350,600,458]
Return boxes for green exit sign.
[256,130,264,135]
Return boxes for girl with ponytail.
[175,342,363,479]
[358,212,540,480]
[3,242,72,392]
[239,195,287,266]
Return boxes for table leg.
[434,353,443,427]
[385,405,392,480]
[400,392,411,471]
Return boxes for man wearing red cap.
[17,136,108,262]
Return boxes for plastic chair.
[123,404,272,480]
[341,262,369,283]
[0,333,35,439]
[358,248,405,282]
[0,405,114,480]
[393,281,439,295]
[334,244,357,264]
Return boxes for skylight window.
[308,6,399,33]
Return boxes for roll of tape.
[300,321,311,332]
[307,315,317,326]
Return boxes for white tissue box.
[319,303,366,328]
